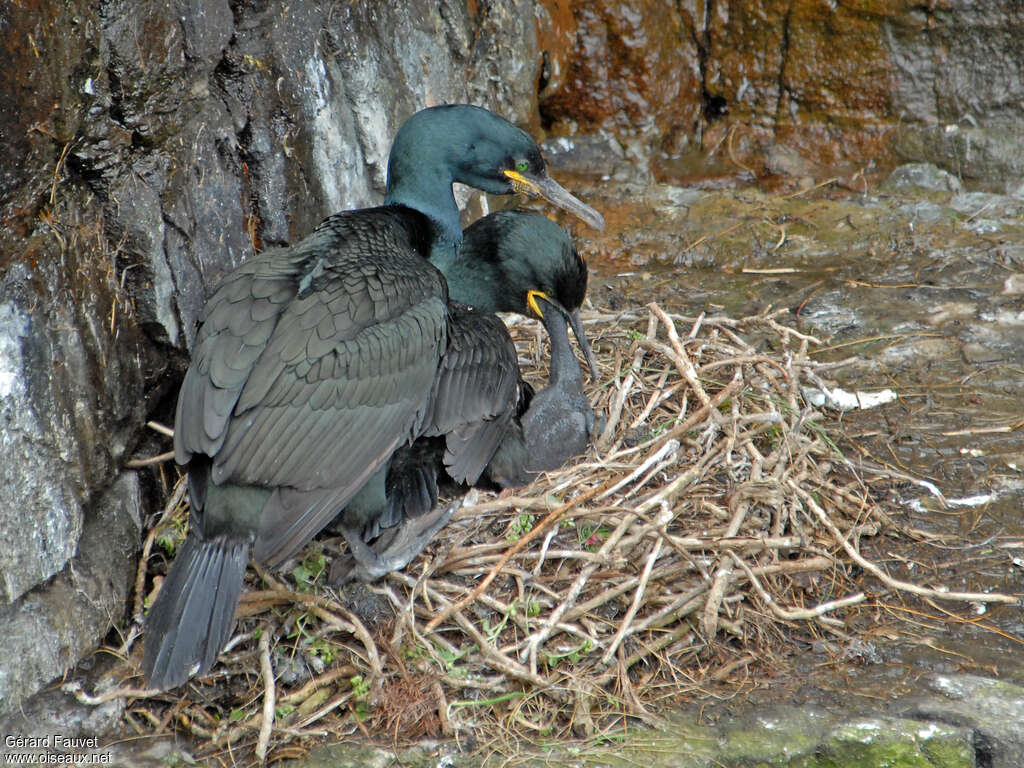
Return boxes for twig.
[597,439,679,500]
[424,481,611,632]
[520,505,643,673]
[146,421,175,437]
[729,552,864,624]
[792,482,1019,605]
[255,628,275,765]
[647,302,712,407]
[244,583,384,678]
[658,368,744,444]
[61,681,161,704]
[601,535,664,665]
[134,479,187,619]
[280,665,355,705]
[599,313,656,448]
[125,450,176,468]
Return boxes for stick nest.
[106,302,950,764]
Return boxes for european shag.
[329,210,598,584]
[142,105,603,690]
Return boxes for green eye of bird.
[516,160,529,172]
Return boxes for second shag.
[329,210,599,583]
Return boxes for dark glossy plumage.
[178,208,446,560]
[342,299,522,544]
[330,211,597,583]
[447,211,597,486]
[146,207,447,689]
[442,210,588,317]
[142,105,602,690]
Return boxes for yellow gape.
[503,168,536,196]
[526,289,550,318]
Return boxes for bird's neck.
[540,311,582,389]
[436,257,503,312]
[384,167,462,265]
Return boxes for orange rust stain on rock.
[540,0,917,180]
[537,0,702,137]
[535,0,577,96]
[702,0,905,177]
[780,1,900,120]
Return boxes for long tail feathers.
[142,535,250,690]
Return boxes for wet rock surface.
[538,0,1024,184]
[264,673,1021,767]
[0,189,149,713]
[0,476,140,739]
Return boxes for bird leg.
[330,498,461,584]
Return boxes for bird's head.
[460,210,599,379]
[386,105,605,234]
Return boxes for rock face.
[0,0,539,717]
[537,0,1024,184]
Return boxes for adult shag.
[329,210,599,583]
[142,105,603,690]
